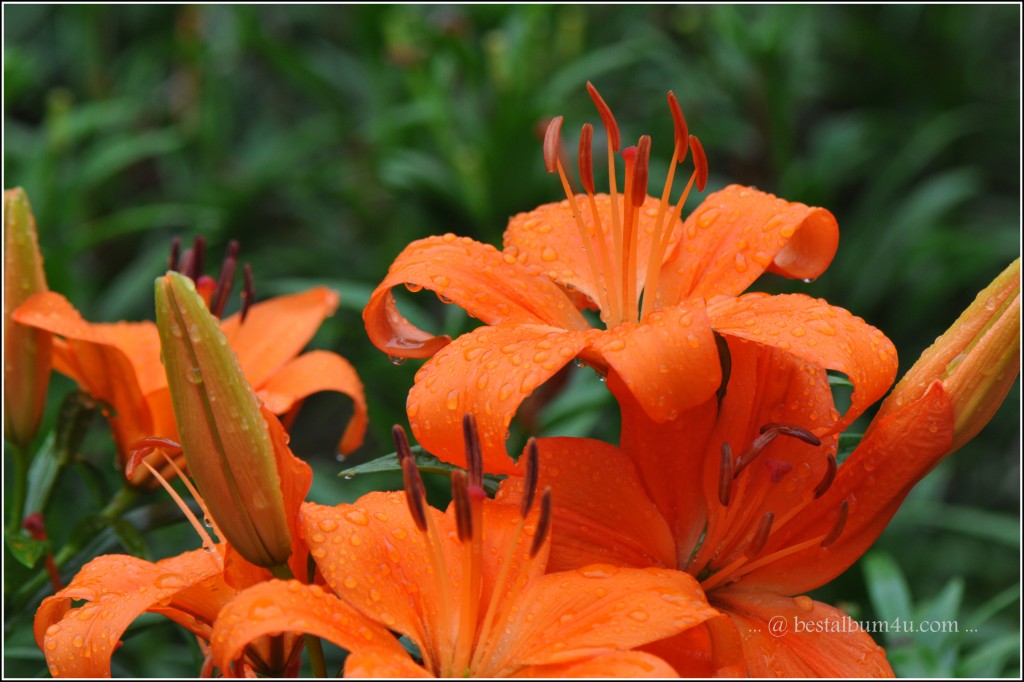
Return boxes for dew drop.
[388,356,407,366]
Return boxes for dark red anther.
[210,240,239,319]
[578,123,595,195]
[814,453,837,499]
[760,423,821,447]
[586,82,620,151]
[168,237,181,272]
[820,500,849,548]
[732,430,778,478]
[401,456,429,533]
[745,512,774,559]
[451,470,473,543]
[529,488,553,558]
[666,91,689,164]
[718,442,734,506]
[181,236,207,282]
[521,438,539,518]
[543,116,564,174]
[392,424,413,464]
[462,414,483,489]
[126,437,183,480]
[689,135,708,192]
[631,135,651,208]
[240,263,254,323]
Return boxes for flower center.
[544,83,708,329]
[394,416,551,677]
[168,236,254,321]
[690,422,850,592]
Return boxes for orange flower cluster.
[16,82,1019,678]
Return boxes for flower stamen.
[820,500,849,548]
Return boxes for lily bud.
[877,259,1020,452]
[4,188,52,447]
[155,271,291,567]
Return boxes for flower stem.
[5,442,31,536]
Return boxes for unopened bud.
[4,188,52,447]
[155,271,291,567]
[877,259,1020,452]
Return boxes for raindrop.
[388,356,407,366]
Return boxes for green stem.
[270,562,328,678]
[5,442,31,536]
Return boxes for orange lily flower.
[34,407,317,677]
[212,418,718,677]
[13,239,367,487]
[364,84,895,474]
[495,261,1020,677]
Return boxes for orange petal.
[263,407,314,582]
[504,195,682,313]
[655,184,838,303]
[408,323,593,475]
[482,565,716,673]
[691,339,838,577]
[744,381,954,595]
[640,614,748,677]
[211,580,405,676]
[591,299,720,422]
[708,293,897,433]
[35,549,225,678]
[477,500,550,606]
[514,651,680,678]
[13,291,160,459]
[219,286,340,389]
[257,350,368,455]
[300,495,457,659]
[343,649,432,678]
[363,235,589,359]
[495,437,676,572]
[714,589,893,677]
[615,375,717,555]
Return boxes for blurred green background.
[4,4,1019,677]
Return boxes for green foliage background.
[4,5,1020,677]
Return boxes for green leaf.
[340,448,504,494]
[25,391,97,516]
[863,550,915,641]
[905,501,1019,548]
[957,633,1020,677]
[109,518,148,558]
[5,533,51,569]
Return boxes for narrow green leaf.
[340,448,504,494]
[863,550,915,641]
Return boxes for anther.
[820,500,849,548]
[543,116,564,174]
[181,236,207,282]
[210,240,239,319]
[714,332,731,410]
[520,438,539,518]
[632,135,651,208]
[814,453,837,499]
[578,123,595,195]
[126,437,183,480]
[586,81,620,151]
[760,423,821,447]
[392,424,413,463]
[689,135,708,192]
[745,512,774,559]
[241,263,255,323]
[401,456,429,533]
[462,414,484,489]
[666,91,689,163]
[451,470,473,543]
[529,488,552,558]
[718,442,734,506]
[168,237,181,272]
